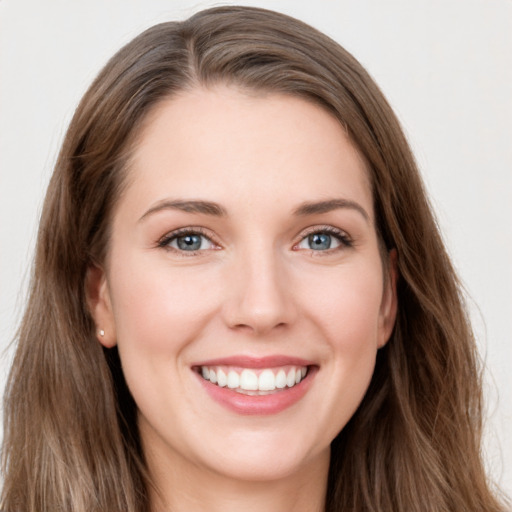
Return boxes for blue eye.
[296,228,351,251]
[175,234,204,251]
[159,230,216,252]
[307,233,334,250]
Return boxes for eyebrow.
[293,198,369,222]
[139,197,369,223]
[139,199,227,221]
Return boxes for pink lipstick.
[192,355,317,415]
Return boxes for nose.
[222,248,297,336]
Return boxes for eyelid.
[293,225,353,250]
[157,226,222,253]
[156,224,352,254]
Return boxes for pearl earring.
[99,329,105,337]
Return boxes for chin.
[185,424,331,484]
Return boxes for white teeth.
[258,369,276,391]
[227,370,239,389]
[200,365,309,393]
[240,369,259,391]
[217,369,227,387]
[275,369,287,389]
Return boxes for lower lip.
[194,367,317,415]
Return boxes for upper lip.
[192,355,315,368]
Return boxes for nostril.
[230,318,290,336]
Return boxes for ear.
[377,248,398,348]
[85,264,117,348]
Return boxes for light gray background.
[1,0,510,496]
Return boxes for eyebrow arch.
[293,198,369,222]
[139,199,227,221]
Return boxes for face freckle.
[90,85,397,489]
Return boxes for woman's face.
[90,86,397,484]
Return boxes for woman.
[1,6,508,512]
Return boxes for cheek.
[307,265,383,428]
[108,255,221,357]
[260,263,382,448]
[106,256,224,423]
[299,262,384,347]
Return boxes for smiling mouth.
[196,365,309,395]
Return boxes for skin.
[88,86,397,512]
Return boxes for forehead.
[123,85,373,219]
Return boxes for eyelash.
[157,227,219,256]
[293,225,353,252]
[157,225,353,255]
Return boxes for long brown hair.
[2,6,508,512]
